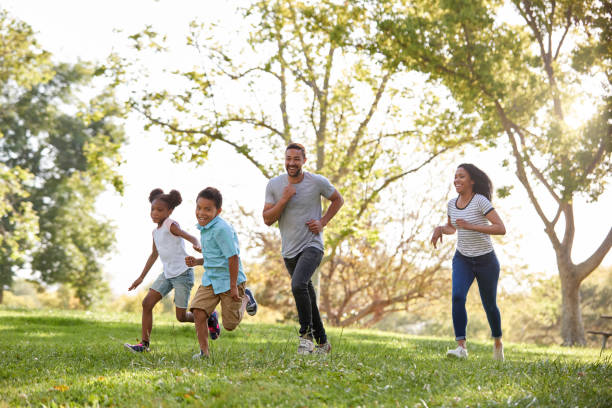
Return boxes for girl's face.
[454,167,474,194]
[151,199,172,225]
[196,197,221,227]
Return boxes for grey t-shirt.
[265,172,336,258]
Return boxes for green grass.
[0,308,610,407]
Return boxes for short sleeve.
[213,226,239,259]
[163,218,177,232]
[315,174,335,199]
[447,199,453,217]
[477,195,494,216]
[265,180,276,204]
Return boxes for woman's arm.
[431,216,456,248]
[456,209,506,235]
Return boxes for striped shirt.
[447,194,495,257]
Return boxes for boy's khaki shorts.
[189,283,245,329]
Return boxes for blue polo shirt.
[197,215,246,294]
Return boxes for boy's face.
[196,197,221,227]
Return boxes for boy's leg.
[193,309,210,356]
[220,283,246,331]
[172,268,195,323]
[141,289,163,343]
[189,285,219,356]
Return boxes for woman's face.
[454,167,474,194]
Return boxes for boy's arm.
[169,222,202,251]
[129,239,158,291]
[228,255,240,301]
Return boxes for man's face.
[285,148,305,177]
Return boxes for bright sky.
[3,0,610,295]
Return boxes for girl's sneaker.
[493,344,504,361]
[446,346,468,359]
[245,288,258,316]
[208,311,221,340]
[124,342,149,353]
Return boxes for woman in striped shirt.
[431,164,506,361]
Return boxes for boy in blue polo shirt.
[185,187,257,358]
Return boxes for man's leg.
[287,247,324,338]
[193,309,210,357]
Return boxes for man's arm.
[305,189,344,234]
[262,184,296,226]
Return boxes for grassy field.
[0,308,610,407]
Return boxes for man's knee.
[291,280,308,294]
[193,309,207,324]
[175,309,188,322]
[452,294,466,305]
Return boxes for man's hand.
[128,277,143,291]
[192,243,202,252]
[230,286,240,302]
[282,184,296,201]
[306,219,324,234]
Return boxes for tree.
[122,0,468,325]
[375,0,611,344]
[0,9,125,306]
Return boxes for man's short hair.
[286,142,306,157]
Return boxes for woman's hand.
[431,226,444,248]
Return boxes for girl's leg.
[474,252,502,341]
[175,308,194,322]
[451,252,476,347]
[141,289,162,343]
[193,308,210,356]
[172,268,195,323]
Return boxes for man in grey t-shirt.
[263,142,344,355]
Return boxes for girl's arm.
[456,210,506,235]
[129,239,158,291]
[169,222,202,252]
[431,216,456,248]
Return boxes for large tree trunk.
[0,287,3,304]
[559,273,586,345]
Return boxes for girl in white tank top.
[123,189,202,353]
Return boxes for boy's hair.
[286,142,306,158]
[197,187,222,209]
[149,188,182,209]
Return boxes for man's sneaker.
[124,342,149,353]
[208,311,221,340]
[297,335,315,355]
[493,344,504,361]
[446,346,468,359]
[245,288,258,316]
[192,350,208,360]
[314,342,332,355]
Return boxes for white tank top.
[152,218,190,278]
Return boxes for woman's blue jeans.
[451,250,502,340]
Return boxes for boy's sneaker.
[245,288,258,316]
[314,341,332,355]
[297,335,315,355]
[446,345,468,359]
[208,311,220,340]
[124,342,149,353]
[493,344,504,361]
